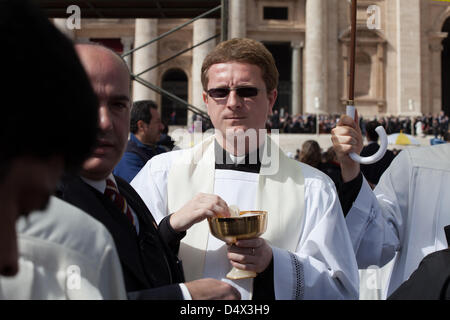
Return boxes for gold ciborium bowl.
[207,211,267,280]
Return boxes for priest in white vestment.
[332,113,450,298]
[132,38,359,300]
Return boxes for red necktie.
[104,178,136,227]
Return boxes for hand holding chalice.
[207,205,268,280]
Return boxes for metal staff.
[346,0,387,164]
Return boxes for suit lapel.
[445,225,450,248]
[115,176,157,230]
[115,175,184,286]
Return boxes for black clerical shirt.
[337,172,363,217]
[214,141,275,300]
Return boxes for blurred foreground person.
[0,0,125,299]
[1,197,126,299]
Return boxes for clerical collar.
[214,140,261,173]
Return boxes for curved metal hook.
[346,105,388,165]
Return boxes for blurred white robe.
[0,196,126,300]
[347,143,450,298]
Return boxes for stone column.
[396,0,421,115]
[133,19,158,102]
[430,39,445,115]
[121,36,134,70]
[326,0,339,114]
[53,18,74,40]
[291,41,303,116]
[375,42,387,114]
[384,0,398,115]
[304,0,327,114]
[229,0,246,39]
[190,19,217,127]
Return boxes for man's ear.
[267,89,278,116]
[203,91,210,115]
[137,120,146,132]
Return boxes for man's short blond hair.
[201,38,279,93]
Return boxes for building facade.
[55,0,450,125]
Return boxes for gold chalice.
[207,210,268,280]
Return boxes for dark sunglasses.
[207,86,259,99]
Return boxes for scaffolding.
[122,3,228,123]
[39,0,230,125]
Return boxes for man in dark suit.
[57,43,240,300]
[360,120,396,188]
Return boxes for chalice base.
[226,267,257,280]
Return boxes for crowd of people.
[265,111,450,139]
[2,0,450,303]
[267,111,337,134]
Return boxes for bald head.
[75,44,130,90]
[76,43,132,180]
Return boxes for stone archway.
[339,28,386,115]
[355,51,372,98]
[161,69,188,126]
[263,42,292,115]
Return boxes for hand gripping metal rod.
[346,105,388,164]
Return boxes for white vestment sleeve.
[131,152,174,224]
[273,174,359,299]
[346,151,410,268]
